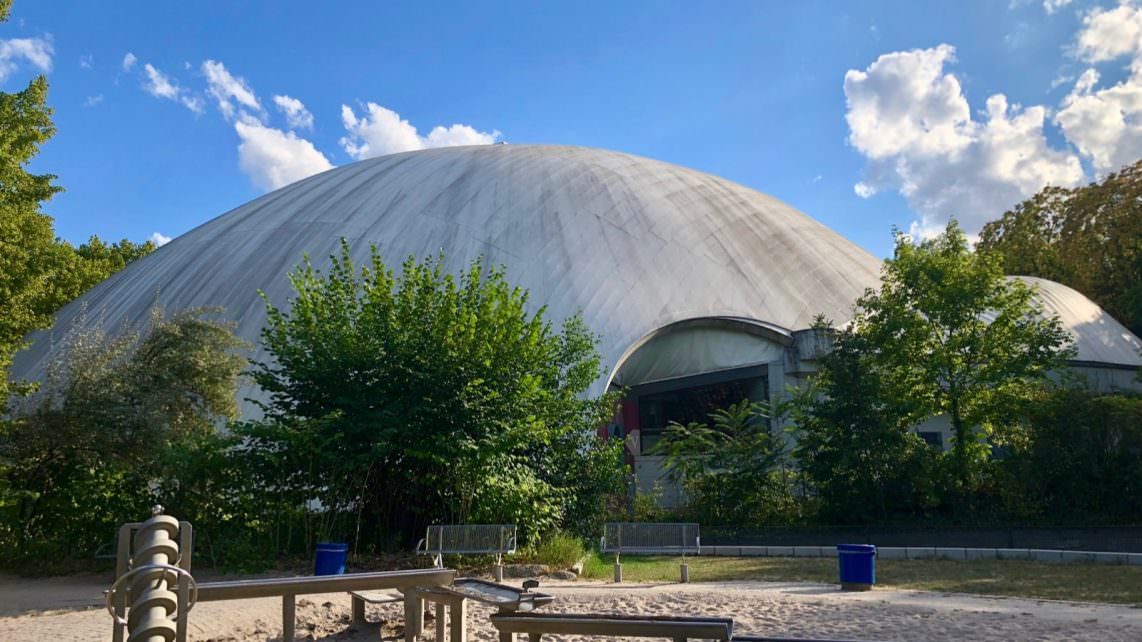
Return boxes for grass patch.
[581,553,1142,606]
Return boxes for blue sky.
[4,0,1140,258]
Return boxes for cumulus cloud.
[340,102,500,159]
[202,60,260,119]
[845,44,1084,237]
[273,94,314,130]
[0,36,53,82]
[1043,0,1072,15]
[149,232,172,246]
[79,53,93,69]
[1055,1,1142,174]
[122,52,137,71]
[141,63,203,114]
[235,118,334,191]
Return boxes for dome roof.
[1015,276,1142,368]
[14,144,886,412]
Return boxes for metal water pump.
[105,506,197,642]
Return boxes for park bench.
[600,522,700,582]
[417,524,518,580]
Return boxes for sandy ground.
[1,573,1140,642]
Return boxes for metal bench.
[600,522,700,582]
[417,524,518,580]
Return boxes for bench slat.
[491,613,732,640]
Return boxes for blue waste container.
[314,542,349,575]
[837,543,876,590]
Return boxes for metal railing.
[701,525,1142,552]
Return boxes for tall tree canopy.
[242,242,624,547]
[978,159,1142,336]
[848,222,1073,500]
[0,308,247,561]
[0,1,154,408]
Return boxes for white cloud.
[1055,1,1142,174]
[0,36,53,82]
[1049,72,1075,90]
[340,102,500,159]
[273,94,314,130]
[84,94,103,107]
[79,53,93,69]
[122,52,137,71]
[202,60,260,119]
[142,63,178,99]
[235,119,334,191]
[1043,0,1072,15]
[845,45,1084,236]
[141,63,203,114]
[149,232,172,246]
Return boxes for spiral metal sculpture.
[106,506,197,642]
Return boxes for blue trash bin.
[837,543,876,590]
[314,542,348,576]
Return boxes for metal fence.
[701,525,1142,553]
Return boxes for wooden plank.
[196,568,455,602]
[490,614,732,640]
[282,594,295,641]
[450,596,467,642]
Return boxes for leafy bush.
[516,530,586,569]
[654,399,804,526]
[241,242,626,550]
[0,308,248,563]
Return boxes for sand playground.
[1,571,1141,642]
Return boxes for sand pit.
[1,573,1140,642]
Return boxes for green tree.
[999,388,1142,523]
[978,159,1142,335]
[655,399,802,526]
[0,307,247,562]
[794,325,938,523]
[243,241,623,548]
[0,1,156,410]
[0,4,63,404]
[850,222,1073,501]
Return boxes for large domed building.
[12,144,1142,503]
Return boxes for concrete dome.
[14,144,886,414]
[1014,276,1142,369]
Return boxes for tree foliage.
[998,389,1142,523]
[978,159,1142,336]
[0,2,154,409]
[0,308,247,562]
[654,399,803,526]
[243,242,624,548]
[794,327,938,523]
[851,222,1073,498]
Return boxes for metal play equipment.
[400,577,555,642]
[104,505,196,642]
[601,522,700,583]
[416,524,518,581]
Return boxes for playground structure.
[601,522,700,583]
[104,506,195,642]
[105,512,873,642]
[417,523,518,581]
